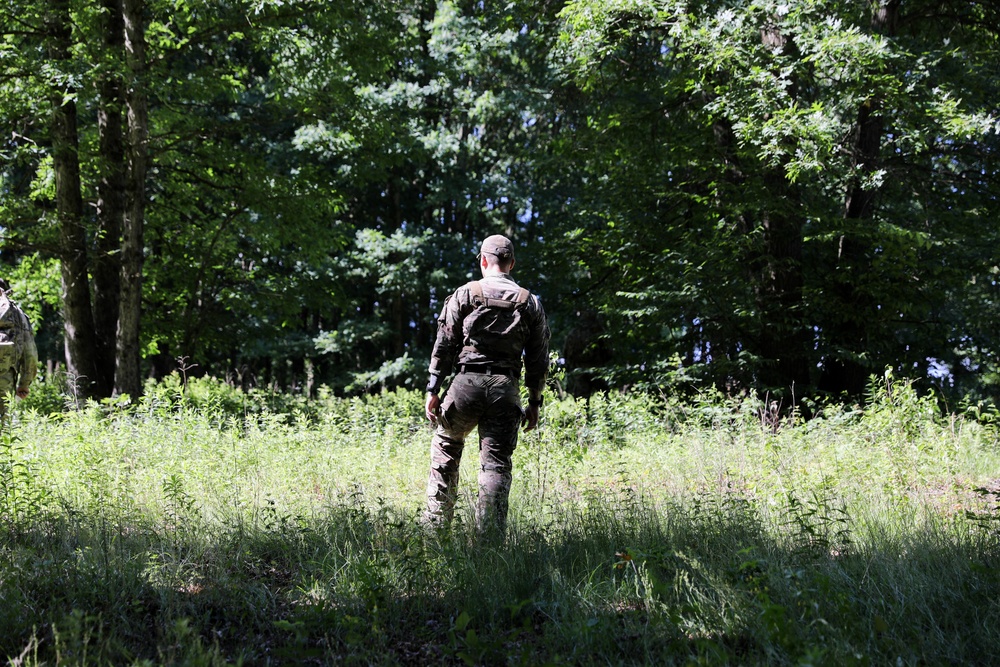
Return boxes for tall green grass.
[2,372,999,665]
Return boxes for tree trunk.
[819,0,900,397]
[710,21,811,402]
[390,294,405,359]
[756,172,809,396]
[115,0,147,399]
[93,0,126,397]
[750,24,810,399]
[47,0,99,398]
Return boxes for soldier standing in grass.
[423,234,550,536]
[0,279,38,423]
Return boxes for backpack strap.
[0,295,12,332]
[467,281,484,306]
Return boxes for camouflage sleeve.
[427,288,470,391]
[16,310,37,392]
[522,295,550,394]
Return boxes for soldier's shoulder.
[8,298,29,318]
[0,295,19,317]
[454,280,479,297]
[445,281,480,308]
[528,295,548,329]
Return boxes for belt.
[457,363,516,377]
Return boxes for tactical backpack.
[467,281,530,312]
[461,280,532,363]
[0,294,26,372]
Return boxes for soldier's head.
[0,278,9,295]
[478,235,515,273]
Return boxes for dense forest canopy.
[1,0,997,407]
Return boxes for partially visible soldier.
[423,235,550,537]
[0,278,38,423]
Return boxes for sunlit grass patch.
[2,375,1000,664]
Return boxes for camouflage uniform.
[0,290,38,423]
[424,269,549,534]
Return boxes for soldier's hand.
[15,388,28,399]
[425,393,441,423]
[523,404,539,431]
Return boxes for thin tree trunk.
[93,0,126,397]
[115,0,147,398]
[47,0,99,398]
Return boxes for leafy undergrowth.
[2,373,1000,665]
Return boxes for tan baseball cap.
[479,234,515,261]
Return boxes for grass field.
[2,372,999,665]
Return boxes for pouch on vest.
[0,341,15,371]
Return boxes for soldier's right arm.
[522,295,550,397]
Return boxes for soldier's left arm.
[426,288,469,398]
[16,311,37,396]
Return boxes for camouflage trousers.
[424,372,523,535]
[0,370,14,425]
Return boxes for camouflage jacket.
[0,295,38,392]
[428,274,549,393]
